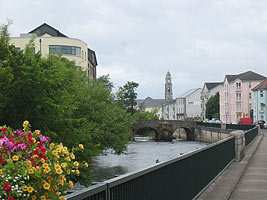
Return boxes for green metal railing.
[245,127,258,146]
[226,124,255,131]
[196,122,255,131]
[196,122,221,128]
[66,137,235,200]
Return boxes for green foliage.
[132,110,159,121]
[117,81,139,115]
[0,23,132,185]
[205,92,220,120]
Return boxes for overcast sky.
[1,0,267,99]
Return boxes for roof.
[166,71,171,77]
[29,23,67,37]
[136,97,166,108]
[205,82,223,90]
[178,88,201,98]
[226,71,266,82]
[252,79,267,91]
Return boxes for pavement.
[196,129,265,200]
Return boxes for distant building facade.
[162,88,202,120]
[135,71,173,117]
[200,82,222,119]
[10,23,97,80]
[220,71,266,124]
[252,79,267,122]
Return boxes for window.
[49,45,81,56]
[249,82,251,88]
[236,82,241,90]
[236,103,242,112]
[260,90,264,97]
[236,93,241,101]
[249,93,251,99]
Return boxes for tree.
[117,81,139,115]
[0,22,132,185]
[205,92,220,119]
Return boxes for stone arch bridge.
[132,120,196,141]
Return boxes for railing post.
[230,130,245,162]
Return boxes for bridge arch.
[132,120,196,142]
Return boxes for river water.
[91,138,208,183]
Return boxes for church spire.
[165,71,173,101]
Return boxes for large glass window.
[49,45,81,56]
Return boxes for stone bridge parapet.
[132,120,196,141]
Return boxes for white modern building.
[10,23,97,80]
[162,88,202,120]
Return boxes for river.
[91,138,208,183]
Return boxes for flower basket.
[0,121,88,200]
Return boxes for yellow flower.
[41,158,46,163]
[79,144,84,149]
[74,161,79,167]
[84,162,88,167]
[56,168,63,174]
[33,154,38,158]
[12,155,19,161]
[0,169,3,175]
[44,167,51,174]
[31,195,37,200]
[58,179,64,185]
[26,161,32,168]
[66,157,71,162]
[56,148,61,153]
[52,150,58,155]
[67,170,71,175]
[31,138,36,143]
[76,169,80,175]
[34,130,40,135]
[21,185,28,191]
[54,164,61,170]
[23,120,29,128]
[69,181,74,188]
[41,196,46,200]
[47,176,53,182]
[57,192,61,196]
[70,153,75,159]
[28,168,34,174]
[27,186,34,193]
[50,143,55,148]
[61,163,67,168]
[59,196,66,200]
[42,163,49,168]
[43,182,50,190]
[54,185,58,190]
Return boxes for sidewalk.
[229,130,267,200]
[196,129,264,200]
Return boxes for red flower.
[0,156,4,165]
[3,183,11,193]
[1,128,7,133]
[33,150,39,155]
[8,196,14,200]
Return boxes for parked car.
[208,118,221,123]
[264,122,267,129]
[257,120,265,129]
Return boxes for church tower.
[165,71,173,102]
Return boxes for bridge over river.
[66,123,259,200]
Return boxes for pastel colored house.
[252,79,267,122]
[10,23,97,80]
[220,71,266,124]
[200,82,222,120]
